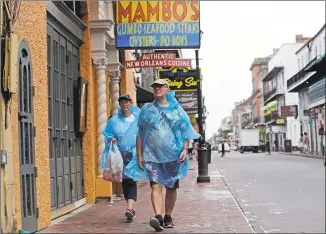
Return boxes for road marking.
[244,202,276,207]
[236,189,245,192]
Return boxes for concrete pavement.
[39,160,253,233]
[214,151,325,233]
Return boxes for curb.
[211,163,256,233]
[223,180,256,234]
[280,153,323,159]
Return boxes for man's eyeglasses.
[152,84,168,89]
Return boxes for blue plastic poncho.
[124,91,201,188]
[100,105,140,179]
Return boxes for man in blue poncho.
[124,79,201,231]
[101,94,140,221]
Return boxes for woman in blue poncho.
[124,79,201,231]
[101,94,140,222]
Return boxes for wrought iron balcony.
[265,111,278,123]
[251,88,262,98]
[287,57,317,91]
[264,87,276,102]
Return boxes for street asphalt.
[211,150,325,233]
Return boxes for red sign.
[280,105,298,117]
[125,52,192,69]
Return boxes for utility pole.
[195,49,210,183]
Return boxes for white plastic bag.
[102,142,124,182]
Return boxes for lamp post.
[195,48,210,183]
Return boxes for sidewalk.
[39,160,254,233]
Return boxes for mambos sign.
[116,1,200,49]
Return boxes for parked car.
[230,143,237,151]
[218,143,230,153]
[212,145,219,151]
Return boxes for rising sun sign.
[115,0,201,49]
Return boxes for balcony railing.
[241,118,252,128]
[287,57,317,90]
[265,111,278,123]
[251,88,262,97]
[264,87,276,102]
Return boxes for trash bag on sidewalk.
[100,141,123,182]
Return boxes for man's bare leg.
[165,188,177,216]
[149,183,164,231]
[151,183,163,215]
[163,188,177,228]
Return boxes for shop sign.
[125,52,191,68]
[115,1,200,49]
[158,67,199,91]
[303,109,310,116]
[280,105,298,117]
[309,108,319,119]
[175,91,198,114]
[276,118,285,125]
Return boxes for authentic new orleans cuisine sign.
[116,1,200,49]
[157,67,200,91]
[125,52,192,68]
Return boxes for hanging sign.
[125,52,191,68]
[157,67,200,91]
[115,1,201,49]
[175,91,198,114]
[280,105,298,117]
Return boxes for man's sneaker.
[164,215,175,228]
[112,194,121,201]
[149,215,164,231]
[125,209,136,221]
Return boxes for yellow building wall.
[79,1,98,204]
[121,50,136,102]
[11,1,50,231]
[7,0,98,232]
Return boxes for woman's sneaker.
[125,209,136,221]
[112,194,121,201]
[149,215,164,231]
[164,215,175,228]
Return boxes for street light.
[196,31,210,183]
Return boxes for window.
[315,46,317,58]
[63,1,83,20]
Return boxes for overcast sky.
[182,1,326,139]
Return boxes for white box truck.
[239,129,260,153]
